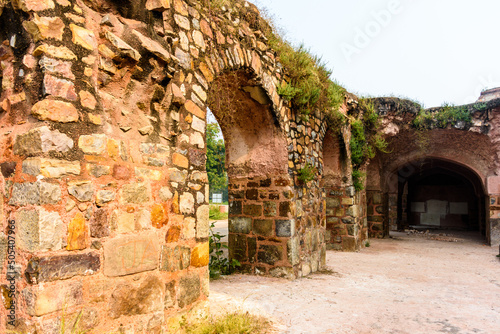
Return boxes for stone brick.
[247,237,257,262]
[179,192,195,214]
[33,44,77,60]
[253,219,273,237]
[1,162,16,178]
[103,232,159,276]
[373,192,382,205]
[108,275,163,319]
[96,190,115,206]
[229,217,251,234]
[70,24,97,51]
[16,209,39,251]
[279,201,293,217]
[78,134,107,155]
[135,167,163,181]
[174,14,190,30]
[146,0,170,11]
[67,212,87,250]
[24,281,83,316]
[168,168,187,183]
[113,165,130,180]
[191,242,209,267]
[191,116,205,133]
[178,273,200,308]
[276,219,295,237]
[188,148,206,167]
[112,210,135,233]
[132,29,171,62]
[25,252,100,284]
[159,186,173,201]
[165,226,181,242]
[43,74,78,101]
[79,90,97,109]
[39,158,81,178]
[9,182,40,206]
[263,201,277,216]
[121,183,150,203]
[88,164,110,177]
[105,31,141,61]
[184,100,205,119]
[160,245,190,271]
[287,236,300,266]
[164,280,176,308]
[0,234,6,272]
[68,181,93,202]
[243,204,262,216]
[172,153,188,168]
[18,0,55,11]
[258,245,282,265]
[229,234,248,263]
[31,99,79,123]
[196,205,209,238]
[246,189,258,200]
[91,208,109,238]
[151,204,167,228]
[342,236,358,252]
[23,14,64,41]
[40,56,74,80]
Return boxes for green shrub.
[297,162,316,184]
[182,312,271,334]
[209,205,228,220]
[209,222,240,279]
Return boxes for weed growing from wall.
[297,162,317,184]
[413,103,473,130]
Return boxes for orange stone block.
[172,191,179,214]
[67,212,87,250]
[172,153,188,169]
[151,203,168,228]
[190,242,209,267]
[107,139,120,160]
[184,100,205,119]
[165,226,181,242]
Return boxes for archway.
[207,69,293,275]
[390,158,487,239]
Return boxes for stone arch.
[206,68,295,277]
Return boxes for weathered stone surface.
[33,44,77,60]
[79,90,97,109]
[159,186,173,201]
[67,212,87,250]
[258,245,282,265]
[39,159,81,178]
[276,219,295,237]
[39,56,74,80]
[70,24,97,50]
[168,168,187,183]
[88,164,110,177]
[40,182,61,204]
[0,234,6,273]
[40,126,74,152]
[196,205,209,238]
[43,74,78,101]
[18,0,55,11]
[103,232,159,276]
[91,208,110,238]
[243,204,262,216]
[135,167,163,181]
[25,252,100,284]
[229,217,251,234]
[132,30,171,62]
[160,245,190,271]
[146,0,170,11]
[31,99,79,123]
[178,273,200,308]
[113,165,130,180]
[23,14,64,41]
[174,14,190,30]
[188,148,205,167]
[191,116,205,133]
[9,182,40,206]
[263,201,277,216]
[24,281,83,316]
[287,236,300,266]
[112,210,135,233]
[179,192,194,214]
[78,134,106,154]
[108,275,163,319]
[121,183,150,203]
[151,204,167,228]
[253,219,273,237]
[96,190,115,206]
[105,31,141,61]
[39,209,63,251]
[172,153,188,168]
[1,162,16,178]
[165,226,181,242]
[191,242,209,267]
[68,181,93,202]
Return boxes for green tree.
[206,123,228,201]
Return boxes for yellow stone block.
[172,153,189,169]
[67,212,87,250]
[191,242,209,267]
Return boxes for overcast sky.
[252,0,500,108]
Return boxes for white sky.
[252,0,500,108]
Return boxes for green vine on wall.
[412,102,479,130]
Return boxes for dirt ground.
[209,231,500,334]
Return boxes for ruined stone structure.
[0,0,499,332]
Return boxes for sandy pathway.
[209,232,500,334]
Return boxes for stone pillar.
[367,190,384,238]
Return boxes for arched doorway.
[391,158,487,238]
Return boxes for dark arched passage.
[393,158,487,237]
